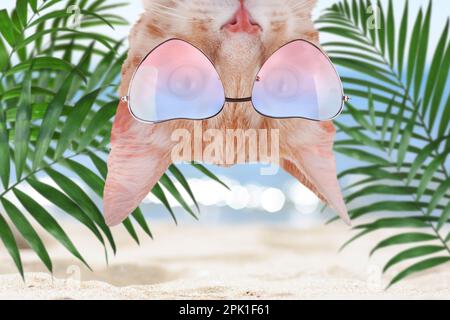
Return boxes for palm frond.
[318,0,450,288]
[0,0,228,277]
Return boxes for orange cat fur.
[104,0,350,226]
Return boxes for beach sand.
[1,222,449,300]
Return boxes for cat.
[103,0,350,226]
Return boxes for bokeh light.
[287,182,320,214]
[260,188,286,213]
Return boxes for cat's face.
[121,0,319,125]
[104,0,350,227]
[121,0,318,128]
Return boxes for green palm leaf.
[383,245,445,273]
[4,57,87,79]
[32,59,84,170]
[318,0,450,288]
[0,10,16,46]
[0,108,10,189]
[26,177,106,251]
[169,165,200,211]
[0,213,24,279]
[13,67,32,180]
[77,100,117,151]
[54,88,102,158]
[160,174,198,220]
[370,233,437,257]
[1,197,52,272]
[387,257,450,289]
[44,167,116,253]
[0,0,230,276]
[152,183,178,225]
[13,188,91,269]
[422,19,448,117]
[131,208,153,239]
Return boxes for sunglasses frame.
[122,38,349,124]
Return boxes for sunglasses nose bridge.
[224,97,253,103]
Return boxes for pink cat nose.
[223,1,261,34]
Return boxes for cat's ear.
[103,100,172,226]
[280,121,350,225]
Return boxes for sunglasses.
[121,38,349,124]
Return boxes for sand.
[1,222,450,300]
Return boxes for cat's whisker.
[150,9,194,21]
[148,3,195,21]
[266,17,289,22]
[291,6,308,13]
[290,1,310,12]
[152,1,211,22]
[149,8,192,20]
[150,2,185,15]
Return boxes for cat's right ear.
[280,121,351,225]
[103,99,173,226]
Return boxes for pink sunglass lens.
[129,39,225,123]
[252,40,344,121]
